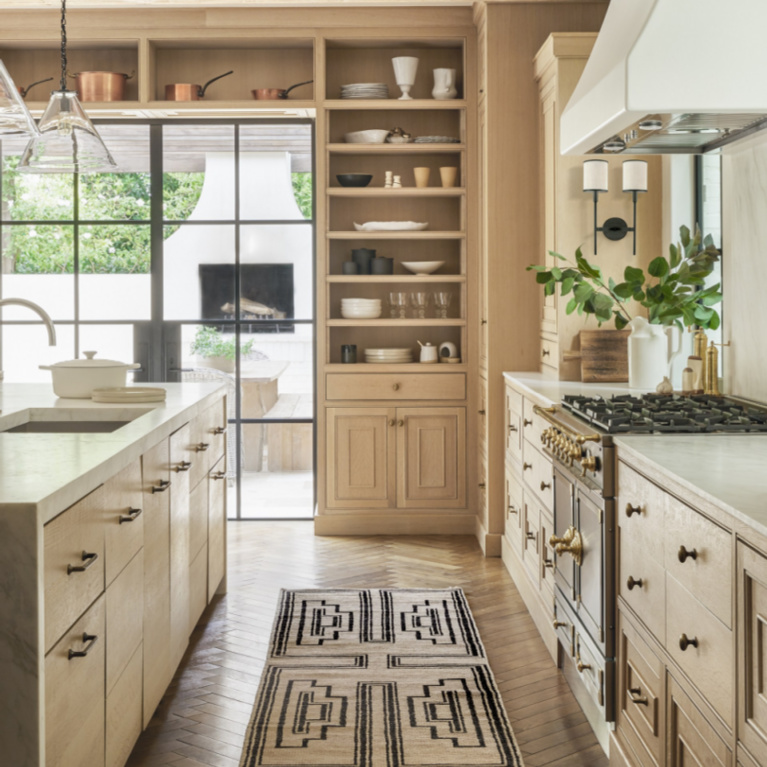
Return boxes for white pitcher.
[627,316,682,391]
[432,68,457,100]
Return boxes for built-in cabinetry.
[20,395,227,767]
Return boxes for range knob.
[580,455,598,476]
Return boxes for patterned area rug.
[240,588,524,766]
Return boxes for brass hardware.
[523,418,533,427]
[544,558,554,569]
[678,545,698,563]
[211,471,226,480]
[533,405,601,444]
[523,462,532,471]
[479,482,486,489]
[540,480,551,491]
[576,657,591,673]
[542,348,550,357]
[174,460,192,472]
[478,409,486,415]
[481,318,488,325]
[508,423,518,432]
[580,455,597,476]
[549,526,583,566]
[68,633,98,660]
[151,479,170,494]
[398,419,404,427]
[388,419,395,427]
[195,442,210,452]
[392,383,400,391]
[212,426,226,435]
[628,688,648,706]
[526,531,536,542]
[508,505,517,514]
[625,503,642,517]
[67,551,99,575]
[679,634,699,651]
[119,507,143,524]
[553,620,566,629]
[626,576,643,591]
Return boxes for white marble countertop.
[504,371,767,540]
[0,382,225,524]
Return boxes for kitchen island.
[0,382,227,767]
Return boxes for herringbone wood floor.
[127,522,608,767]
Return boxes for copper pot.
[165,70,234,101]
[72,71,134,102]
[251,80,313,100]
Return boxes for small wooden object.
[563,329,630,382]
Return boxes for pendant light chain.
[59,0,67,91]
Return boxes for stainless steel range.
[534,392,767,729]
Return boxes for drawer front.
[573,629,611,717]
[554,597,576,658]
[106,550,143,694]
[103,459,143,587]
[189,478,208,561]
[523,439,553,513]
[617,610,664,767]
[46,594,106,767]
[617,462,665,565]
[619,526,666,642]
[665,497,732,628]
[505,385,523,464]
[44,486,106,652]
[106,643,142,767]
[204,397,227,464]
[505,464,523,547]
[523,495,541,587]
[523,397,547,452]
[666,575,733,727]
[326,373,466,401]
[541,336,559,372]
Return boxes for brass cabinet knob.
[626,576,644,591]
[392,383,400,391]
[625,503,642,517]
[523,462,532,471]
[678,545,698,563]
[549,526,583,566]
[388,419,395,427]
[398,419,404,427]
[628,688,648,706]
[553,620,567,629]
[679,634,699,652]
[576,658,591,673]
[481,318,488,325]
[542,349,550,357]
[523,418,533,427]
[540,480,551,491]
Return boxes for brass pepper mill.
[693,328,707,359]
[703,341,722,395]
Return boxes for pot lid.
[47,351,134,369]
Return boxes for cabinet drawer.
[619,525,666,642]
[572,628,611,717]
[505,385,523,464]
[103,459,143,587]
[326,373,465,401]
[617,610,664,767]
[666,575,733,727]
[106,643,142,767]
[665,497,732,628]
[523,496,540,587]
[617,462,665,565]
[189,399,225,489]
[44,486,106,652]
[106,550,143,695]
[505,464,523,546]
[541,336,559,371]
[45,594,106,767]
[522,439,553,512]
[523,397,547,452]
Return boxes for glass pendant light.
[0,60,40,136]
[19,0,116,173]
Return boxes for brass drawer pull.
[543,558,554,569]
[211,471,226,480]
[481,318,487,325]
[119,507,143,524]
[625,503,642,517]
[478,482,486,489]
[553,620,567,629]
[626,576,643,591]
[679,634,698,651]
[540,480,551,491]
[478,409,486,415]
[392,383,400,391]
[212,426,226,435]
[523,418,533,427]
[526,531,536,541]
[628,688,648,706]
[523,462,532,471]
[508,505,517,514]
[68,633,99,660]
[174,460,192,472]
[678,545,698,563]
[508,423,518,432]
[195,442,210,452]
[151,479,170,494]
[576,658,591,673]
[67,551,99,575]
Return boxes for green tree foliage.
[291,172,313,219]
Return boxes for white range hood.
[560,0,767,155]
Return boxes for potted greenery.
[190,326,255,374]
[528,225,722,389]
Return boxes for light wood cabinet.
[208,455,227,601]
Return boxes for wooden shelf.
[27,100,318,115]
[328,319,465,327]
[324,99,466,110]
[327,275,465,283]
[327,143,465,154]
[328,188,464,197]
[328,231,464,240]
[325,363,466,373]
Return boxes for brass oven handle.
[68,633,98,660]
[119,507,143,524]
[679,634,698,651]
[678,545,698,563]
[549,526,583,566]
[626,576,643,591]
[628,688,648,706]
[625,503,642,517]
[533,405,601,444]
[67,551,99,575]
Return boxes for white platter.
[354,221,428,232]
[401,260,445,275]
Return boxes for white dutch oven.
[40,351,140,399]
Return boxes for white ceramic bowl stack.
[340,298,382,319]
[364,348,414,363]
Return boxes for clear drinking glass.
[410,291,429,319]
[433,291,453,319]
[388,291,409,319]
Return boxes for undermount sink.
[0,408,152,434]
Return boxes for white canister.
[627,317,682,391]
[432,68,458,100]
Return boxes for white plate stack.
[364,347,414,363]
[341,298,382,319]
[340,83,389,99]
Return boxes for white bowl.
[341,308,382,319]
[402,260,445,275]
[344,130,390,144]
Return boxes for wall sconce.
[583,159,648,255]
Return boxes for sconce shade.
[0,60,40,137]
[583,159,608,192]
[19,90,116,173]
[623,160,648,192]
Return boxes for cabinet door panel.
[106,550,143,695]
[102,459,143,587]
[189,479,208,562]
[106,644,142,767]
[208,455,227,600]
[326,408,395,508]
[397,407,465,508]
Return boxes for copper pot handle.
[19,77,54,98]
[280,79,313,99]
[199,70,234,97]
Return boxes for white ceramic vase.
[392,56,419,100]
[627,316,682,391]
[432,68,457,100]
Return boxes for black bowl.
[336,173,373,188]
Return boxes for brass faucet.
[0,298,57,380]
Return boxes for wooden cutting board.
[564,329,630,383]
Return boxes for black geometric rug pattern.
[240,588,524,766]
